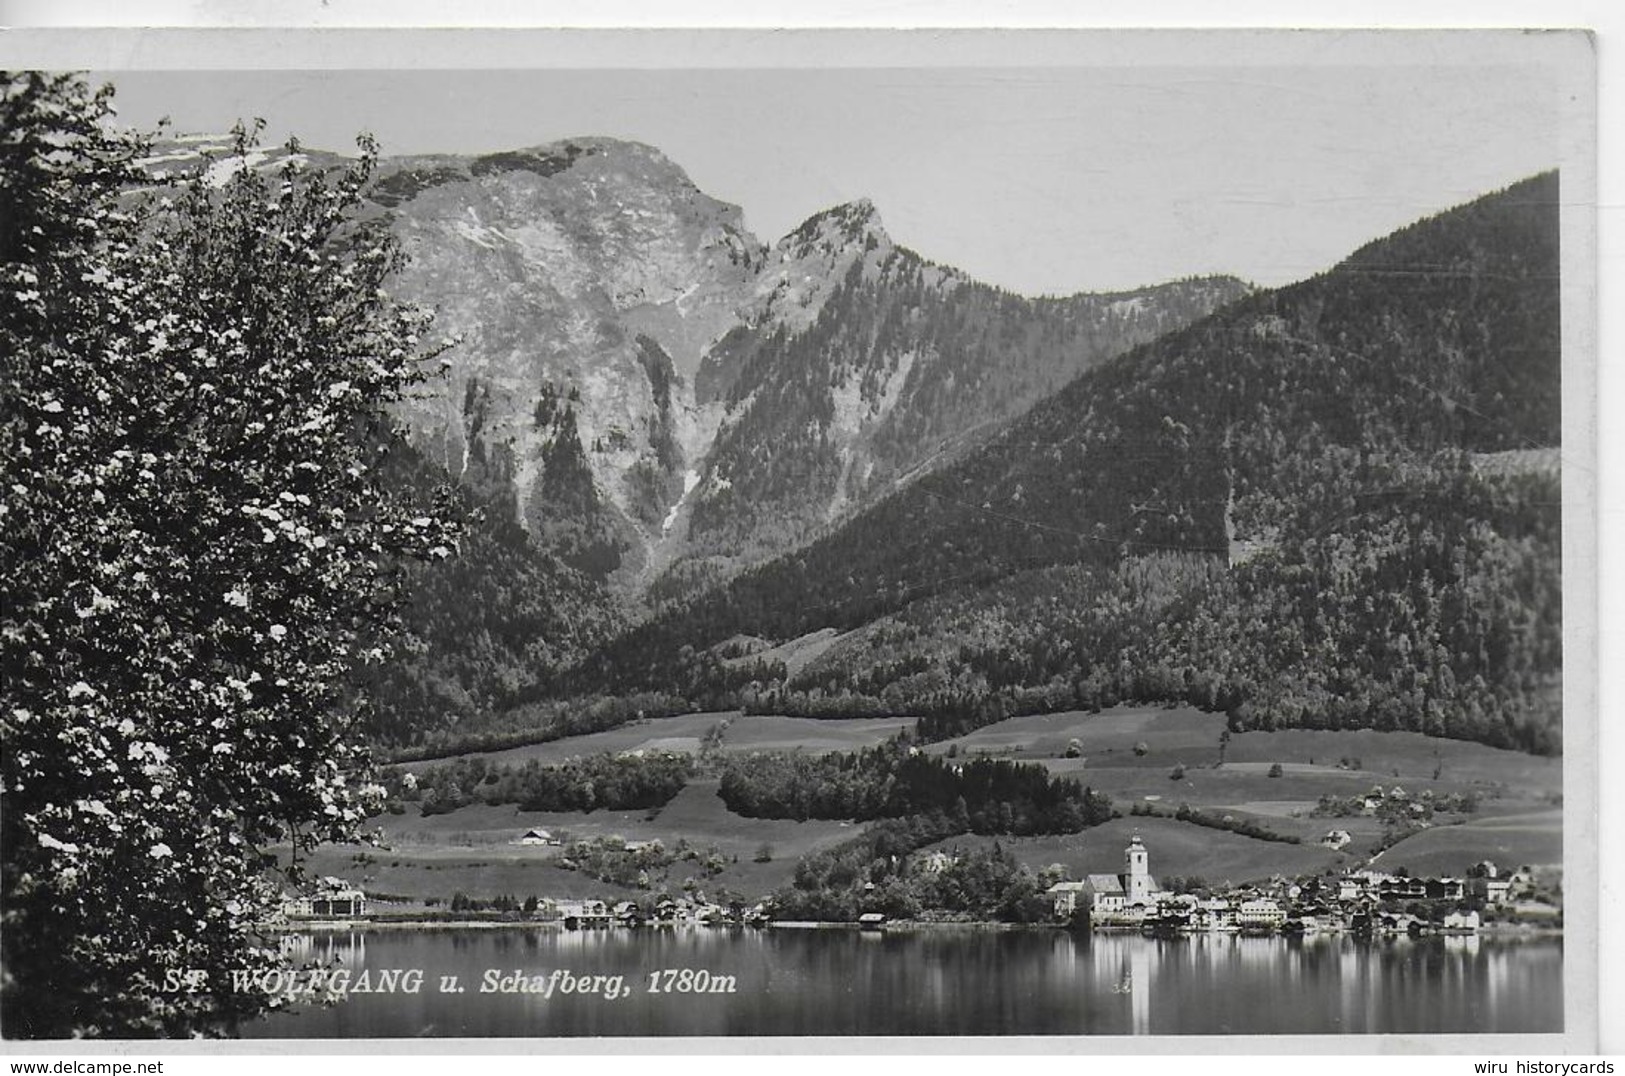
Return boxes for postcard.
[0,25,1600,1054]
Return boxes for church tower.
[1125,833,1154,904]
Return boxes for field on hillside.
[401,710,910,773]
[925,706,1224,763]
[941,705,1558,803]
[927,706,1560,792]
[306,779,859,905]
[360,703,1563,904]
[719,713,914,752]
[298,844,644,905]
[1222,727,1562,793]
[921,706,1562,871]
[921,816,1348,887]
[1373,809,1563,876]
[397,711,734,772]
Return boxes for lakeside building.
[1047,881,1090,917]
[284,877,368,919]
[1442,909,1481,933]
[1237,898,1288,930]
[551,898,612,928]
[1043,838,1552,937]
[1046,834,1172,924]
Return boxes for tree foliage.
[384,751,693,816]
[718,738,1111,835]
[1,73,457,1037]
[769,819,1060,923]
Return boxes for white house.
[1085,874,1128,919]
[1442,909,1481,933]
[1237,898,1287,928]
[1046,881,1090,917]
[1192,897,1238,932]
[284,878,367,919]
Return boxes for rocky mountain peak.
[782,197,889,255]
[317,135,1252,603]
[742,199,895,335]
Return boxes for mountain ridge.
[569,171,1561,755]
[330,134,1248,598]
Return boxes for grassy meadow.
[921,706,1562,880]
[332,704,1561,906]
[308,778,858,908]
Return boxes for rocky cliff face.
[144,134,1248,600]
[371,139,1251,599]
[370,139,765,586]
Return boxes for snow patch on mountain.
[662,469,703,534]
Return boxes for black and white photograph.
[0,21,1604,1051]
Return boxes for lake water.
[244,927,1561,1038]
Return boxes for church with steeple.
[1046,833,1170,923]
[1123,833,1158,905]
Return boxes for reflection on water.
[245,928,1561,1038]
[278,931,367,966]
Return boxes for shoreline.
[271,917,1561,937]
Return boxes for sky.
[91,50,1576,297]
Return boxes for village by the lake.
[281,830,1562,939]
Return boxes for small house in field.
[518,828,558,846]
[1320,830,1352,850]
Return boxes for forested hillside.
[362,440,623,747]
[577,173,1562,754]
